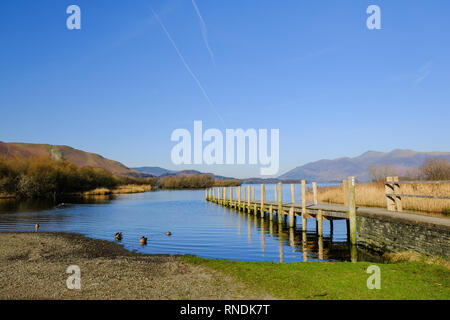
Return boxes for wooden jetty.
[206,177,450,260]
[207,177,359,245]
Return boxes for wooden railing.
[384,177,450,212]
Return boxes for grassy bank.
[181,255,450,300]
[305,182,450,216]
[0,232,448,300]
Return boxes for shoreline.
[0,232,449,300]
[0,232,271,300]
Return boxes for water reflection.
[0,190,382,263]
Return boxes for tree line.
[0,157,241,199]
[369,158,450,182]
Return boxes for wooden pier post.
[274,184,278,203]
[291,184,295,204]
[261,184,265,217]
[343,179,348,206]
[238,186,241,208]
[301,180,307,232]
[252,186,255,202]
[317,209,323,237]
[269,204,273,221]
[277,182,283,224]
[230,187,233,207]
[312,182,318,205]
[247,185,251,213]
[348,176,357,246]
[289,207,295,228]
[278,182,282,214]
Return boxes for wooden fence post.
[348,176,357,246]
[274,184,278,203]
[393,176,402,212]
[385,177,396,211]
[313,182,318,205]
[301,180,307,232]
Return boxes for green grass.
[180,256,450,300]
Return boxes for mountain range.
[278,149,450,182]
[0,142,147,178]
[1,142,448,183]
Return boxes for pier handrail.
[384,177,450,212]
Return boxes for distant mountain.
[279,149,450,182]
[132,166,176,177]
[0,141,149,178]
[133,167,238,180]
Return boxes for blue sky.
[1,0,449,178]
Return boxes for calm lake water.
[0,186,378,263]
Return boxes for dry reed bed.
[306,182,450,215]
[84,184,152,196]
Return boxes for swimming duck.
[35,224,39,232]
[114,232,122,241]
[140,236,147,245]
[166,232,172,236]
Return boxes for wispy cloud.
[191,0,215,66]
[151,9,224,125]
[414,61,432,87]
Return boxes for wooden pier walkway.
[205,178,450,249]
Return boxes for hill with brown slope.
[0,142,144,177]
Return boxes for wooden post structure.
[252,186,255,202]
[348,176,357,246]
[317,209,323,237]
[385,177,396,211]
[238,186,241,208]
[393,176,402,212]
[291,184,295,204]
[343,179,348,206]
[261,184,265,217]
[289,206,295,228]
[269,204,273,221]
[274,184,278,203]
[278,182,282,214]
[301,180,307,232]
[230,187,233,207]
[312,182,318,205]
[247,185,251,213]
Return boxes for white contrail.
[152,9,224,125]
[191,0,215,66]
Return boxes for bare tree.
[420,158,450,180]
[368,164,398,182]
